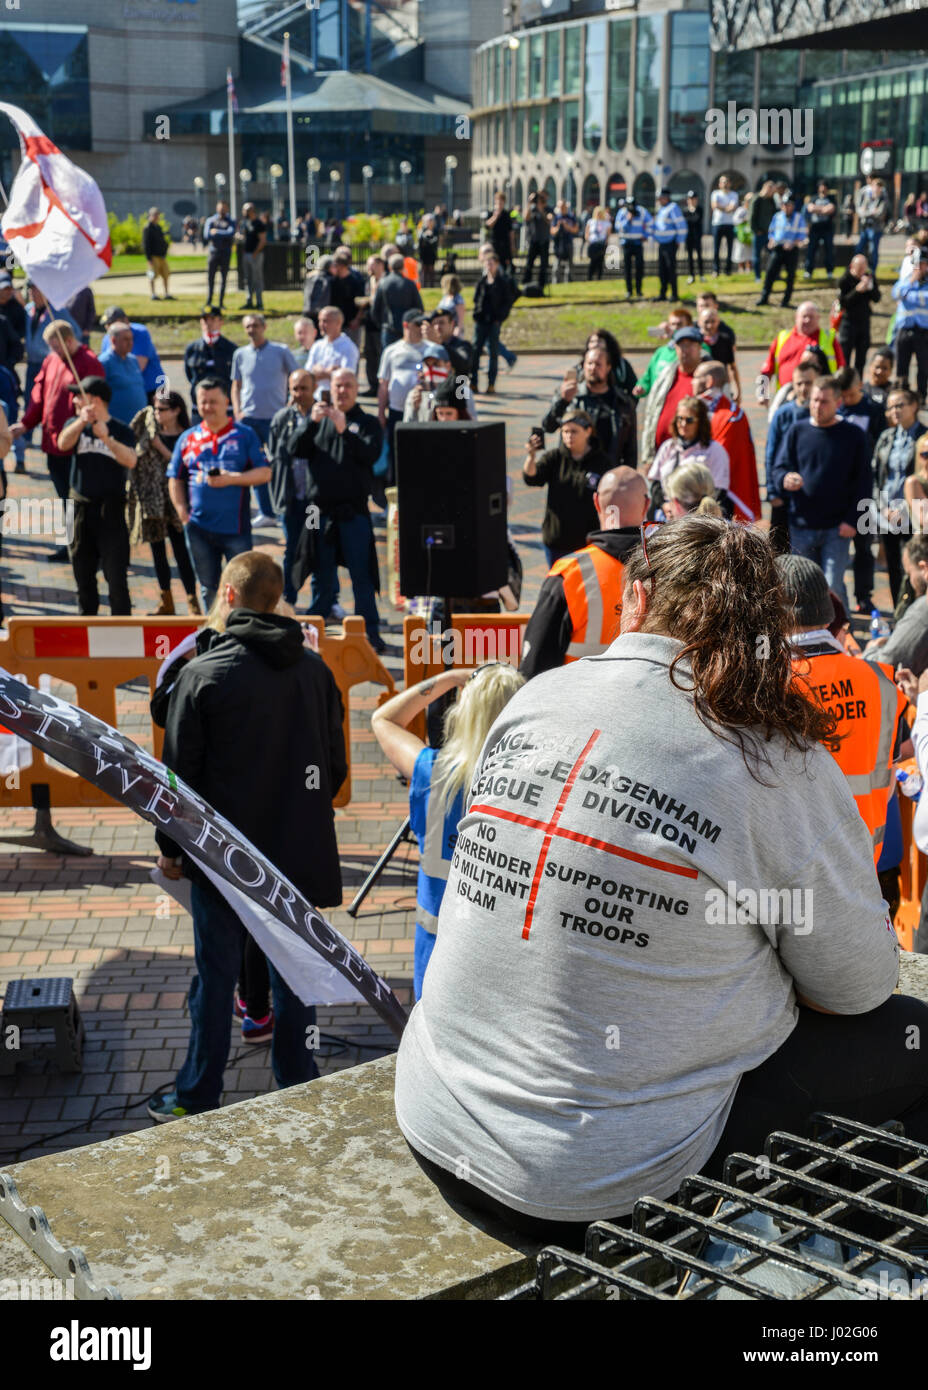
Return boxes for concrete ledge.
[2,955,926,1301]
[1,1054,538,1301]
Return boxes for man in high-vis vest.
[778,554,908,866]
[756,301,844,402]
[520,467,648,680]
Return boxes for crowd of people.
[3,178,928,1228]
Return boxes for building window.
[544,175,557,205]
[581,173,600,210]
[502,111,510,155]
[632,171,655,211]
[565,26,581,97]
[488,45,496,106]
[763,50,800,146]
[669,12,710,152]
[712,50,754,149]
[583,19,606,153]
[546,29,561,97]
[0,26,91,150]
[607,19,631,151]
[545,104,559,154]
[514,108,524,155]
[530,33,544,99]
[634,14,663,151]
[517,39,528,101]
[563,100,579,151]
[528,107,542,155]
[504,43,511,103]
[513,179,523,211]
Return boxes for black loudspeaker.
[396,419,508,596]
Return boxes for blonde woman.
[372,662,524,997]
[584,205,611,281]
[664,462,723,518]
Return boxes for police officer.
[520,468,649,680]
[652,188,687,303]
[892,247,928,402]
[613,195,652,301]
[203,200,237,311]
[757,192,808,309]
[183,306,236,422]
[778,554,907,866]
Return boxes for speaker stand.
[346,813,414,918]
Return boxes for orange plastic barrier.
[0,615,394,811]
[401,612,528,742]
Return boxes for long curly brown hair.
[625,515,837,782]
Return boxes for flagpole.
[284,32,297,230]
[227,84,237,223]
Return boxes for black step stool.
[0,977,84,1074]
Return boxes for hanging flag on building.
[0,102,111,306]
[281,31,290,88]
[0,669,409,1038]
[226,68,239,114]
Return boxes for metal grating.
[504,1115,928,1300]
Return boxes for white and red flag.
[281,31,291,88]
[0,102,111,305]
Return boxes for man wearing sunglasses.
[520,467,649,680]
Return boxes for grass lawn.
[89,268,894,356]
[107,253,208,275]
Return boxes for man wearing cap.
[98,307,164,403]
[641,326,707,469]
[778,553,907,867]
[101,322,149,427]
[202,199,237,310]
[892,248,928,401]
[305,306,360,401]
[378,308,443,472]
[520,467,649,680]
[183,307,236,418]
[57,378,138,614]
[652,188,687,303]
[757,192,809,308]
[11,322,104,559]
[613,196,652,300]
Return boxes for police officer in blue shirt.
[652,188,688,303]
[613,196,653,300]
[757,192,808,308]
[893,248,928,402]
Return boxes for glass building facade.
[0,25,91,152]
[472,3,928,216]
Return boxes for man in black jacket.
[183,306,236,420]
[520,468,649,679]
[268,368,316,604]
[141,209,172,300]
[148,549,347,1120]
[291,367,385,650]
[541,344,637,468]
[470,252,514,396]
[371,254,423,351]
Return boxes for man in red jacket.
[692,359,762,523]
[10,321,104,560]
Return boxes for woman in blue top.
[372,662,524,998]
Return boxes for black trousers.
[408,994,928,1248]
[206,254,231,308]
[853,532,875,606]
[838,323,871,376]
[525,240,549,288]
[657,243,678,300]
[767,503,791,555]
[623,242,644,295]
[685,236,703,279]
[47,453,71,502]
[69,496,131,615]
[883,530,905,607]
[586,245,606,281]
[762,245,799,304]
[896,325,928,401]
[151,528,197,594]
[238,933,271,1019]
[363,322,381,393]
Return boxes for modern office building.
[0,0,470,227]
[470,0,928,217]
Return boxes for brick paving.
[0,343,891,1162]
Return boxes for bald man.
[758,299,844,400]
[520,467,649,680]
[267,368,317,604]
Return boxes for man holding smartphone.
[541,346,637,468]
[167,377,270,611]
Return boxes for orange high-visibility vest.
[551,543,625,662]
[792,647,906,863]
